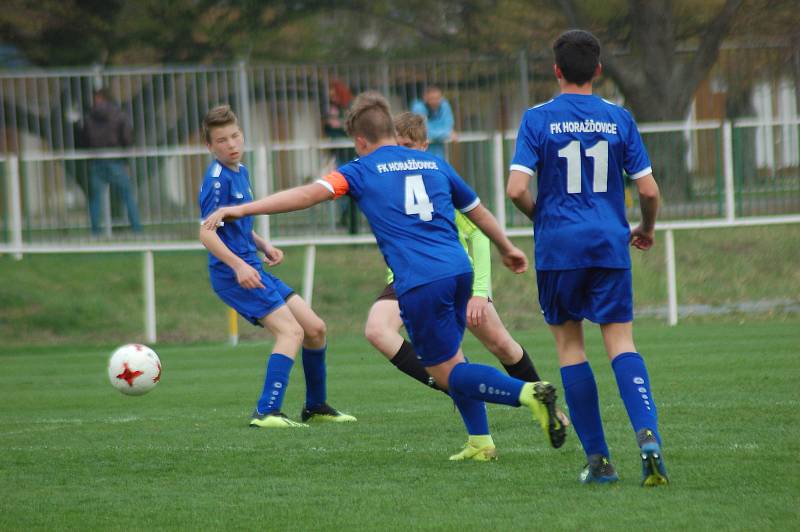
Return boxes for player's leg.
[424,350,495,462]
[602,322,668,486]
[364,286,442,391]
[397,274,496,460]
[592,268,667,486]
[283,289,356,423]
[468,301,570,427]
[215,280,307,428]
[539,268,616,482]
[405,274,564,450]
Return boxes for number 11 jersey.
[318,145,478,296]
[511,93,652,271]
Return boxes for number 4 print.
[558,140,608,194]
[404,174,434,221]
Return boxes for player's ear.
[553,64,562,80]
[422,140,430,151]
[593,63,602,81]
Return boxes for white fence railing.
[3,119,799,341]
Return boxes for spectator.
[411,85,456,160]
[322,78,358,230]
[84,88,141,234]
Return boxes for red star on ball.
[116,362,144,387]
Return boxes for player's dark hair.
[393,112,427,145]
[202,105,239,143]
[553,29,601,85]
[345,91,395,143]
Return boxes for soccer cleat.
[637,428,669,487]
[521,381,566,449]
[579,454,620,484]
[448,442,498,462]
[555,406,571,428]
[300,403,357,423]
[249,410,309,428]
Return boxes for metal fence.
[2,46,799,340]
[1,43,798,248]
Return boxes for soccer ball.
[108,344,162,395]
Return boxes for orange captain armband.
[317,171,350,199]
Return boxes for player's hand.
[630,224,655,250]
[262,245,284,267]
[501,246,528,273]
[234,262,264,289]
[202,206,242,231]
[202,207,229,230]
[466,296,489,328]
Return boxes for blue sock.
[449,392,490,435]
[561,361,610,458]
[612,352,660,444]
[302,345,327,409]
[448,363,525,407]
[256,353,294,415]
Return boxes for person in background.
[84,88,141,235]
[410,85,456,160]
[323,78,359,230]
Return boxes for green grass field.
[2,225,799,347]
[2,320,799,530]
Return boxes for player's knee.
[364,319,385,347]
[304,318,327,344]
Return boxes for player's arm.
[465,225,491,298]
[252,232,284,266]
[631,174,660,250]
[506,169,535,219]
[202,183,332,230]
[198,226,264,289]
[463,203,527,274]
[463,221,492,327]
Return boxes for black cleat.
[300,403,357,423]
[579,454,620,484]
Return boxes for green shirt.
[386,211,491,297]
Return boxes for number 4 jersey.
[511,93,652,271]
[318,145,478,296]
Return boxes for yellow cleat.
[519,381,566,448]
[448,442,498,462]
[300,403,357,423]
[249,411,309,428]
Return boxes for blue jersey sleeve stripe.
[629,166,653,180]
[459,197,481,213]
[509,163,534,176]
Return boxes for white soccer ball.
[107,343,162,395]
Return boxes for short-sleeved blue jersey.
[198,160,258,286]
[319,145,479,296]
[511,93,652,270]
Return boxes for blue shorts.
[397,272,472,367]
[213,270,296,326]
[537,268,633,325]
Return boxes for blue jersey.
[510,93,652,270]
[319,145,479,296]
[198,160,259,287]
